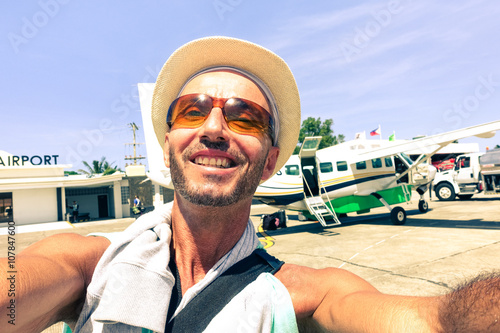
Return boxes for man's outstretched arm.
[0,233,110,333]
[279,264,499,332]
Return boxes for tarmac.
[2,192,499,332]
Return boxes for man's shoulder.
[275,263,375,318]
[30,233,109,254]
[276,263,338,280]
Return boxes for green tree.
[495,145,500,149]
[293,117,345,154]
[78,157,122,178]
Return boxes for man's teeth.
[194,156,230,168]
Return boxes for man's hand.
[439,272,500,332]
[0,233,110,333]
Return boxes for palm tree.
[78,157,122,178]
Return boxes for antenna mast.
[124,122,146,165]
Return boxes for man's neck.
[170,194,253,294]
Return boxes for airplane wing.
[352,120,500,164]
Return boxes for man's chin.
[180,191,239,207]
[178,181,253,207]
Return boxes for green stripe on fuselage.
[327,185,412,215]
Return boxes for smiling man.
[166,70,279,208]
[1,36,499,333]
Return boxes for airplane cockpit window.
[400,153,413,166]
[320,162,333,173]
[371,158,382,168]
[356,161,367,170]
[337,161,348,171]
[285,165,300,176]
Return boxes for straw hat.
[151,36,301,176]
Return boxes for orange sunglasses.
[166,94,275,144]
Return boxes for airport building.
[0,150,172,226]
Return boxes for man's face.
[164,71,279,207]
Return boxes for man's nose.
[200,107,229,141]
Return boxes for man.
[133,195,141,208]
[71,200,79,223]
[133,195,142,215]
[1,36,499,333]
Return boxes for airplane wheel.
[391,206,406,225]
[418,200,429,213]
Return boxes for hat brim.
[151,36,300,176]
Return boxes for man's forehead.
[179,71,270,111]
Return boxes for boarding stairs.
[304,196,341,227]
[299,136,342,228]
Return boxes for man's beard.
[169,141,268,207]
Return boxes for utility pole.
[124,122,146,166]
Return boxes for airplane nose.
[428,164,437,180]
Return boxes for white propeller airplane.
[254,120,500,227]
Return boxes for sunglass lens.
[171,95,211,128]
[225,98,269,134]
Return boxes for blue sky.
[1,0,500,172]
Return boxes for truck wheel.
[458,194,473,200]
[391,206,406,225]
[435,183,455,201]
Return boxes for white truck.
[479,148,500,195]
[432,152,483,201]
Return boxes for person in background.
[133,195,141,208]
[71,200,79,223]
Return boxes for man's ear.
[261,146,280,181]
[163,133,170,168]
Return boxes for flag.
[370,125,381,136]
[355,131,366,140]
[389,132,395,141]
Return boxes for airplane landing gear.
[390,206,406,225]
[416,185,430,213]
[371,192,407,225]
[418,200,429,213]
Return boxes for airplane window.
[385,157,393,167]
[356,161,367,170]
[400,153,413,165]
[285,165,300,176]
[337,161,348,171]
[371,158,382,168]
[320,162,333,173]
